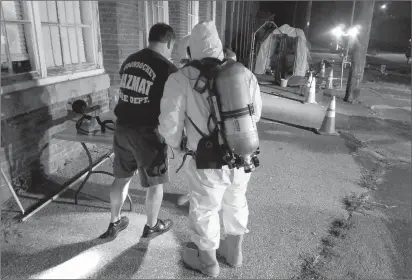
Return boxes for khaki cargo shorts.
[112,121,169,188]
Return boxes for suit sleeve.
[158,73,187,149]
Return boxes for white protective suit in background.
[159,21,262,251]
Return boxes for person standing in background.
[99,23,178,241]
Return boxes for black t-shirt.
[114,48,178,127]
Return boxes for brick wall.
[199,1,212,22]
[98,0,146,98]
[169,1,189,65]
[215,1,224,43]
[1,74,110,202]
[1,0,150,204]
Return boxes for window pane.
[42,25,62,67]
[2,1,23,20]
[73,1,82,24]
[67,27,79,63]
[45,1,58,23]
[56,1,67,23]
[60,27,71,65]
[153,6,158,24]
[41,0,89,68]
[158,7,163,23]
[63,2,75,24]
[6,23,28,60]
[78,28,86,63]
[147,4,153,27]
[1,1,32,75]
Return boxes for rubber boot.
[182,247,220,277]
[217,234,243,267]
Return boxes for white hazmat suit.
[158,21,262,277]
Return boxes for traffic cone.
[304,76,317,104]
[316,96,339,136]
[327,69,334,89]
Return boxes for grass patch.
[331,219,354,230]
[359,167,384,190]
[321,237,335,247]
[329,228,345,238]
[294,218,355,279]
[320,246,339,259]
[328,218,354,239]
[293,255,325,280]
[342,193,372,216]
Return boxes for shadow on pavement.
[337,114,411,141]
[92,238,150,279]
[260,117,318,134]
[1,238,106,279]
[257,121,350,155]
[261,90,304,103]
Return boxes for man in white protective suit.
[158,21,262,277]
[175,43,239,208]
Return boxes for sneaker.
[142,218,173,239]
[99,216,129,240]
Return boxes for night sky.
[259,1,412,51]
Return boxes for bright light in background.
[30,249,101,279]
[347,25,361,38]
[331,26,344,37]
[380,4,387,10]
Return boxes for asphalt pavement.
[1,114,365,279]
[2,51,410,278]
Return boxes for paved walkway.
[2,117,364,279]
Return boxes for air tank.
[214,60,259,172]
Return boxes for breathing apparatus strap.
[175,58,233,173]
[175,113,207,174]
[185,113,207,137]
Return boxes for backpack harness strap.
[175,58,224,173]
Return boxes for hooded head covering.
[188,21,224,60]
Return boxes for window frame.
[144,1,169,46]
[1,1,104,95]
[188,1,199,33]
[212,1,216,23]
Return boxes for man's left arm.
[159,73,187,149]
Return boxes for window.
[188,1,199,33]
[145,1,169,44]
[1,1,102,86]
[1,1,34,76]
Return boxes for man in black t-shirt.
[100,23,178,241]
